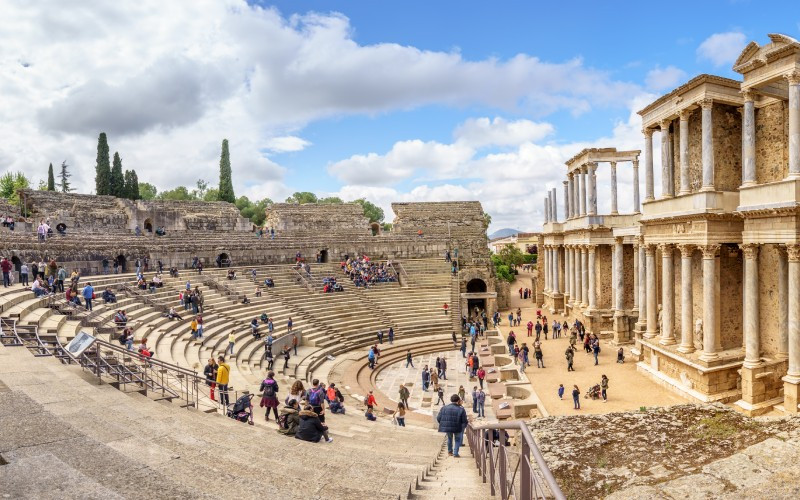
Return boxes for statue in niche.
[694,319,703,351]
[657,305,663,334]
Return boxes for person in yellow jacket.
[216,355,231,407]
[227,331,235,355]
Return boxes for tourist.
[534,320,542,340]
[617,348,625,364]
[277,400,300,436]
[477,367,486,389]
[534,343,544,368]
[19,262,29,286]
[287,380,305,407]
[190,317,199,339]
[398,383,410,409]
[377,330,384,344]
[507,312,514,327]
[166,307,183,321]
[388,327,394,344]
[196,315,203,339]
[292,333,298,355]
[471,353,480,377]
[328,384,345,414]
[32,278,48,297]
[553,321,561,339]
[565,346,575,372]
[601,375,609,402]
[250,318,260,339]
[593,338,600,366]
[443,302,449,315]
[395,402,406,427]
[295,404,333,443]
[406,349,414,368]
[138,338,153,358]
[365,407,377,421]
[475,388,485,418]
[460,337,467,358]
[204,358,217,401]
[113,310,128,327]
[458,385,466,403]
[440,357,448,380]
[430,366,439,389]
[82,282,94,311]
[543,318,549,340]
[259,371,280,421]
[365,390,376,411]
[227,331,235,355]
[118,328,134,350]
[267,319,274,334]
[572,385,581,410]
[216,356,230,407]
[367,346,376,370]
[558,384,565,400]
[281,345,291,369]
[435,384,445,406]
[436,394,468,457]
[421,365,429,391]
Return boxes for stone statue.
[657,305,663,334]
[694,319,703,351]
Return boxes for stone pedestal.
[735,359,787,416]
[783,377,800,413]
[612,315,631,345]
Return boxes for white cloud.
[645,65,686,91]
[454,117,554,148]
[263,136,311,153]
[697,31,747,66]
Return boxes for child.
[365,390,376,411]
[365,407,377,421]
[617,348,625,364]
[558,384,565,400]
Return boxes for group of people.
[321,276,343,293]
[518,287,534,300]
[179,285,204,315]
[559,374,610,409]
[0,214,15,231]
[341,255,397,287]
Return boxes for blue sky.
[2,0,799,231]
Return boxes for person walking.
[421,365,430,391]
[216,356,230,407]
[452,331,458,348]
[477,367,486,389]
[282,345,291,370]
[572,384,581,410]
[406,349,414,368]
[1,257,12,288]
[19,262,29,286]
[436,394,468,457]
[593,339,600,366]
[460,337,467,358]
[395,402,406,427]
[440,357,448,380]
[398,383,410,409]
[265,347,274,371]
[259,371,280,421]
[367,347,376,370]
[435,384,445,405]
[388,327,394,344]
[475,388,486,418]
[565,346,575,372]
[287,317,293,333]
[558,384,565,400]
[471,386,479,414]
[534,343,544,368]
[600,375,609,402]
[377,330,384,344]
[82,282,94,311]
[204,358,217,401]
[227,331,235,355]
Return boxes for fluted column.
[742,89,756,186]
[743,244,761,368]
[574,246,582,306]
[679,109,691,194]
[564,245,571,302]
[610,161,618,214]
[633,242,639,310]
[700,99,715,191]
[645,244,658,338]
[644,129,655,202]
[588,245,597,310]
[551,188,558,222]
[614,238,624,316]
[553,246,560,295]
[632,159,641,213]
[787,72,800,178]
[778,246,789,359]
[579,167,587,216]
[678,244,695,353]
[544,197,550,223]
[638,241,646,324]
[581,245,589,307]
[660,119,673,198]
[588,163,597,216]
[571,173,578,218]
[563,181,569,220]
[660,243,676,345]
[699,244,721,362]
[786,245,800,377]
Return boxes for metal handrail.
[466,420,565,500]
[291,266,317,292]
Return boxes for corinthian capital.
[700,244,721,258]
[741,243,760,260]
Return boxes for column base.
[610,211,619,215]
[699,186,715,192]
[699,351,720,363]
[786,172,800,181]
[742,358,763,369]
[643,330,658,339]
[658,336,677,346]
[782,376,800,413]
[676,344,695,354]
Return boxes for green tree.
[194,178,210,199]
[498,244,525,271]
[381,222,392,232]
[110,152,124,196]
[157,186,195,201]
[319,196,343,204]
[491,254,515,282]
[354,198,384,223]
[483,211,492,229]
[138,182,157,200]
[58,161,72,192]
[218,139,235,203]
[95,132,111,195]
[203,188,220,202]
[234,195,272,226]
[47,163,55,191]
[123,169,140,200]
[285,191,318,204]
[0,171,30,205]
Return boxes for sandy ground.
[500,271,687,416]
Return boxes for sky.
[1,0,799,232]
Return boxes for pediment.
[734,33,800,73]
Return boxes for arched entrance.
[465,278,488,320]
[11,256,21,272]
[319,249,329,263]
[370,222,380,236]
[56,223,67,235]
[143,219,153,233]
[116,255,127,273]
[217,253,231,267]
[466,278,487,293]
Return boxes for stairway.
[411,441,492,499]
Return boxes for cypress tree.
[123,170,140,200]
[95,132,111,195]
[110,152,124,197]
[218,139,235,203]
[58,161,72,193]
[47,163,55,191]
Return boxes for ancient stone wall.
[20,190,129,232]
[391,201,489,260]
[713,104,744,192]
[758,244,782,356]
[124,199,251,233]
[719,246,743,350]
[622,245,635,310]
[596,245,613,309]
[755,101,789,183]
[264,203,371,236]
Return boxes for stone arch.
[466,278,487,293]
[55,223,67,235]
[217,252,231,267]
[143,219,153,233]
[11,256,21,272]
[116,254,127,273]
[370,222,380,236]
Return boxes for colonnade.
[564,160,640,219]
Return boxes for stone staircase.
[410,443,492,499]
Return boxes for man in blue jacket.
[436,394,468,457]
[82,282,94,311]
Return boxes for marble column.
[678,244,695,353]
[574,246,583,306]
[660,120,673,198]
[544,197,550,223]
[679,109,691,194]
[644,129,655,202]
[553,246,561,295]
[588,163,598,216]
[645,244,658,339]
[788,72,800,178]
[571,173,578,218]
[699,245,721,362]
[743,244,761,368]
[614,238,624,316]
[572,247,578,306]
[564,245,571,302]
[742,89,757,186]
[700,99,715,191]
[551,188,558,222]
[588,245,597,310]
[660,244,675,345]
[786,245,800,377]
[563,181,569,220]
[581,245,589,307]
[610,161,618,214]
[633,243,639,311]
[579,167,587,216]
[778,246,789,359]
[632,159,641,213]
[638,241,647,325]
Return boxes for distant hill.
[489,228,519,240]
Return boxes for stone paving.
[375,347,496,420]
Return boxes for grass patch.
[691,413,738,440]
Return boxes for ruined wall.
[126,199,251,232]
[719,246,743,350]
[758,244,783,357]
[264,203,371,236]
[713,104,743,192]
[622,245,635,310]
[392,201,489,261]
[596,245,613,309]
[21,190,129,232]
[755,101,789,184]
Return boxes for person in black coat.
[295,405,333,443]
[436,395,468,457]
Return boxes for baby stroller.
[585,384,601,400]
[227,393,254,425]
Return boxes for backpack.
[263,380,276,397]
[308,387,322,406]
